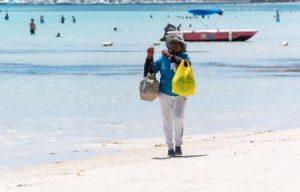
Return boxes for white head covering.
[165,34,187,52]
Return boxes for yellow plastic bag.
[172,59,196,96]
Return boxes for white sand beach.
[1,128,300,192]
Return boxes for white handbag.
[139,72,159,101]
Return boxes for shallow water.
[1,3,300,169]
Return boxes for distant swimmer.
[61,15,65,24]
[40,15,44,24]
[274,9,280,22]
[4,12,9,20]
[113,27,118,32]
[150,15,153,19]
[29,18,36,35]
[189,23,192,28]
[56,33,61,38]
[72,16,76,23]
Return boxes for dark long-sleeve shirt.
[144,57,154,77]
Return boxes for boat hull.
[168,30,257,42]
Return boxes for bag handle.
[184,60,191,67]
[174,59,190,71]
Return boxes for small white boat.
[167,29,258,42]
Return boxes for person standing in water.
[29,18,36,35]
[40,15,45,24]
[4,12,9,20]
[144,34,191,157]
[61,15,65,24]
[72,16,76,23]
[275,9,280,23]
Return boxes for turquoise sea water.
[1,3,300,169]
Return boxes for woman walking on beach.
[145,34,191,157]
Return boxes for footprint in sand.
[16,184,32,188]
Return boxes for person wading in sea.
[72,16,76,24]
[40,15,45,24]
[29,18,36,35]
[61,15,65,24]
[144,34,191,157]
[4,12,9,20]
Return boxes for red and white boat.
[168,29,257,42]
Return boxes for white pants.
[158,93,187,150]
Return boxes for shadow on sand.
[152,154,208,160]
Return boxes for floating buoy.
[103,41,113,47]
[282,41,288,47]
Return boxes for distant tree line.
[250,0,298,2]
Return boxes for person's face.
[170,42,183,53]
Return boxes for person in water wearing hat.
[144,34,191,157]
